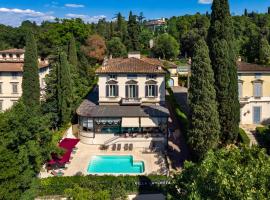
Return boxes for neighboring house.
[238,61,270,125]
[145,18,166,32]
[76,53,170,150]
[0,49,50,111]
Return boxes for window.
[145,85,158,97]
[238,82,243,98]
[253,82,262,97]
[106,84,118,97]
[11,72,18,79]
[108,74,117,80]
[16,54,20,59]
[11,83,18,94]
[237,73,242,80]
[127,74,137,79]
[0,82,2,94]
[2,54,6,59]
[80,117,94,132]
[126,84,138,98]
[255,73,262,79]
[0,100,3,111]
[9,54,13,58]
[146,74,157,79]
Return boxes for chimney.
[102,56,108,70]
[128,52,141,59]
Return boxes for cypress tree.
[68,34,78,67]
[208,0,240,145]
[127,11,141,51]
[58,52,72,125]
[259,37,270,65]
[188,39,220,159]
[22,31,40,108]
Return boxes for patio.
[39,141,168,178]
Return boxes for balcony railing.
[121,97,141,105]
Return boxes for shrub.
[238,128,250,146]
[32,175,170,198]
[256,126,270,147]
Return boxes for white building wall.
[0,67,49,111]
[98,74,166,105]
[240,97,270,124]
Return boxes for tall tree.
[259,37,270,65]
[244,8,248,16]
[153,33,180,59]
[188,39,220,159]
[81,34,106,62]
[208,0,240,145]
[22,31,40,108]
[127,11,141,51]
[107,37,127,58]
[58,52,72,125]
[68,34,78,67]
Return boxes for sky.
[0,0,269,27]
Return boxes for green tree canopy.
[107,37,127,58]
[68,34,78,67]
[208,0,240,145]
[188,39,220,159]
[22,30,40,108]
[259,37,270,65]
[171,146,270,200]
[153,33,180,59]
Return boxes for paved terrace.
[39,142,168,178]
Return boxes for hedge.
[34,175,171,197]
[166,87,188,134]
[238,128,250,146]
[256,126,270,146]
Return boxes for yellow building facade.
[238,62,270,124]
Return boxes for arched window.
[106,80,118,97]
[145,80,158,97]
[125,80,138,99]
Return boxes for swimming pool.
[87,155,144,174]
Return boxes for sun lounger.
[112,144,116,151]
[124,144,128,151]
[128,144,133,151]
[51,170,64,177]
[117,144,121,151]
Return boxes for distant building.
[145,18,166,32]
[0,49,50,111]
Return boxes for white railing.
[121,98,141,105]
[104,136,121,145]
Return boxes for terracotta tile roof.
[237,61,270,72]
[0,49,25,54]
[96,57,167,74]
[0,61,49,72]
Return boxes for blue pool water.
[87,155,144,174]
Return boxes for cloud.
[65,4,85,8]
[0,7,55,26]
[198,0,213,4]
[66,13,106,23]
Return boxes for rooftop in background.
[0,49,25,54]
[237,61,270,72]
[0,48,49,72]
[96,54,169,74]
[145,18,166,26]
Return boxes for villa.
[76,53,170,150]
[238,61,270,125]
[0,48,49,111]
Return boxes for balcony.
[121,98,142,105]
[239,96,250,105]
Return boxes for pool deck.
[39,142,167,178]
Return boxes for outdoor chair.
[117,144,121,151]
[128,143,133,151]
[124,144,128,151]
[112,144,116,151]
[51,170,64,177]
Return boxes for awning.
[121,117,140,127]
[140,117,159,127]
